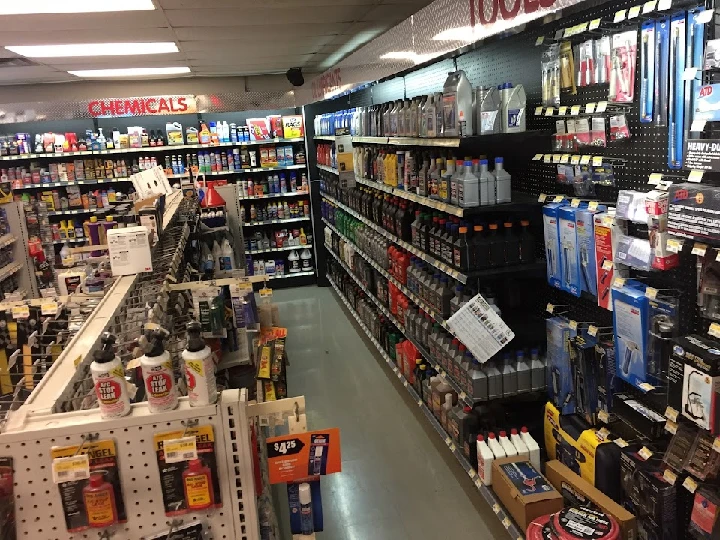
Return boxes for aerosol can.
[182,320,218,406]
[442,71,474,137]
[90,332,131,419]
[140,327,179,412]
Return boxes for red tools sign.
[470,0,556,26]
[87,95,197,118]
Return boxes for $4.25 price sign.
[266,428,342,484]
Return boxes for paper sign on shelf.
[447,293,515,363]
[52,454,90,484]
[266,428,342,484]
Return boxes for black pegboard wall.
[404,58,456,98]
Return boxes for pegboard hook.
[98,530,113,539]
[181,418,199,438]
[294,401,300,423]
[165,518,183,538]
[73,433,99,456]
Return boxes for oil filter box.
[545,460,637,539]
[491,456,563,531]
[667,334,720,433]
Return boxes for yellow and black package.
[256,341,274,380]
[544,402,622,501]
[263,380,277,401]
[270,338,285,382]
[154,425,222,516]
[51,439,127,532]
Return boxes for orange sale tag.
[266,428,342,484]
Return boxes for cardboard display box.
[491,456,564,531]
[545,460,637,540]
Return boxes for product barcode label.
[163,436,198,464]
[692,243,708,256]
[645,287,659,299]
[665,420,678,434]
[558,106,568,115]
[588,325,598,337]
[628,5,641,18]
[589,18,601,30]
[534,106,544,115]
[638,446,653,460]
[683,477,698,493]
[52,455,90,484]
[570,105,581,116]
[666,238,683,253]
[648,172,663,184]
[643,0,657,13]
[665,406,679,422]
[663,469,677,485]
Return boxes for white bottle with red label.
[182,320,217,407]
[476,435,495,486]
[140,327,179,413]
[90,332,131,419]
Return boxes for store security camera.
[286,67,304,87]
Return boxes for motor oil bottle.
[469,359,488,400]
[140,327,179,413]
[484,358,502,399]
[500,352,517,396]
[441,393,454,431]
[488,224,504,267]
[500,83,526,133]
[515,350,531,394]
[504,222,520,265]
[426,94,437,137]
[510,428,530,458]
[439,160,454,202]
[90,332,131,419]
[520,427,541,470]
[498,430,517,457]
[476,85,501,135]
[530,348,545,391]
[519,220,535,262]
[494,157,511,204]
[458,160,479,207]
[442,71,473,136]
[486,432,506,459]
[477,435,495,486]
[183,320,217,406]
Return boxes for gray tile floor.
[273,285,507,540]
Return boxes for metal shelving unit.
[13,177,132,190]
[243,216,310,226]
[246,243,313,255]
[327,276,524,540]
[317,164,338,174]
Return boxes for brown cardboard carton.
[545,460,636,540]
[491,456,564,531]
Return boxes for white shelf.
[0,261,23,282]
[239,190,309,200]
[352,135,460,147]
[317,164,339,174]
[243,217,310,226]
[46,208,96,216]
[260,270,315,280]
[13,177,132,189]
[247,244,312,255]
[314,135,336,141]
[0,234,16,249]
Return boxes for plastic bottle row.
[17,186,130,214]
[353,149,512,207]
[246,228,311,252]
[238,173,309,198]
[240,200,309,223]
[7,158,133,186]
[167,144,303,175]
[247,249,313,276]
[314,73,526,137]
[323,202,535,273]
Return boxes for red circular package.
[550,507,620,540]
[527,513,560,540]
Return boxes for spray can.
[90,332,131,419]
[182,320,218,406]
[299,483,314,535]
[140,327,179,412]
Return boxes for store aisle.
[273,286,508,540]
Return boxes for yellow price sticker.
[683,477,698,493]
[665,406,679,422]
[598,410,609,423]
[41,302,59,315]
[663,469,678,485]
[613,277,626,288]
[667,238,683,253]
[532,153,544,160]
[52,455,90,484]
[689,170,704,183]
[552,154,562,163]
[569,320,578,330]
[535,36,545,46]
[596,101,608,113]
[571,198,581,207]
[710,323,720,338]
[628,5,641,18]
[648,173,663,184]
[571,155,581,165]
[570,105,581,116]
[558,106,568,115]
[585,102,596,114]
[589,18,601,30]
[535,106,544,115]
[614,9,627,22]
[580,155,591,165]
[545,107,555,116]
[11,305,29,319]
[538,193,548,202]
[614,438,628,448]
[643,0,657,13]
[692,243,708,256]
[713,437,720,453]
[163,436,198,464]
[639,382,656,392]
[553,195,565,203]
[602,260,613,270]
[588,325,598,336]
[645,287,659,299]
[665,420,678,434]
[560,154,570,164]
[592,156,603,167]
[546,303,555,314]
[588,201,599,211]
[543,154,552,163]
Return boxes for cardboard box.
[107,226,153,276]
[545,460,637,540]
[491,456,563,531]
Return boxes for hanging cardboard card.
[266,428,342,484]
[446,293,515,362]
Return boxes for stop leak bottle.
[140,328,179,413]
[182,320,217,407]
[90,332,131,419]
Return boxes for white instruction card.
[447,293,514,362]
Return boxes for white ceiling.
[0,0,435,85]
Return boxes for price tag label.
[163,436,198,464]
[689,170,704,183]
[588,325,599,336]
[52,455,90,484]
[580,155,591,165]
[41,301,59,315]
[592,156,603,167]
[697,9,714,24]
[638,447,653,460]
[502,518,511,528]
[544,154,552,163]
[546,303,555,314]
[259,287,273,298]
[558,106,568,115]
[665,419,678,434]
[475,478,483,489]
[639,382,656,392]
[568,105,581,116]
[571,155,581,165]
[577,22,588,33]
[532,153,544,160]
[554,29,564,39]
[648,173,663,184]
[613,277,626,288]
[589,18,602,30]
[597,427,610,439]
[468,469,477,479]
[445,436,452,446]
[691,119,707,132]
[553,195,565,203]
[683,477,698,493]
[713,437,720,453]
[11,305,29,319]
[417,399,423,407]
[569,320,578,330]
[560,154,570,164]
[667,238,683,253]
[658,0,672,10]
[602,260,614,270]
[710,323,720,338]
[645,287,659,299]
[614,438,628,448]
[643,0,657,13]
[449,443,456,452]
[535,106,544,115]
[614,9,627,22]
[598,410,610,423]
[492,503,501,513]
[692,243,708,256]
[74,355,83,367]
[545,107,555,116]
[596,101,608,113]
[459,391,467,400]
[628,5,642,18]
[665,406,679,421]
[663,469,678,485]
[571,198,581,207]
[538,193,548,202]
[535,36,545,46]
[683,67,699,80]
[585,102,596,114]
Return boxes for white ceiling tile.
[180,36,332,53]
[160,0,380,7]
[174,24,349,41]
[39,54,187,68]
[0,12,168,32]
[0,28,177,46]
[187,54,315,66]
[164,6,366,26]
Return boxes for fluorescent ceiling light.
[68,67,191,78]
[6,42,178,58]
[0,0,155,14]
[433,26,478,42]
[380,51,443,64]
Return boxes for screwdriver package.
[668,13,686,169]
[640,22,656,123]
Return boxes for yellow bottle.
[299,228,307,245]
[58,220,68,241]
[199,123,211,145]
[66,220,75,240]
